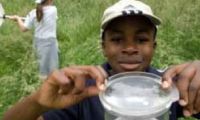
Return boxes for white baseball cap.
[35,0,45,4]
[101,0,161,30]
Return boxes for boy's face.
[102,16,156,74]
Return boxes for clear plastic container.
[99,72,179,120]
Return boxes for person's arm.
[2,93,46,120]
[162,60,200,118]
[2,66,107,120]
[7,15,28,32]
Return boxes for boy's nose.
[122,42,139,55]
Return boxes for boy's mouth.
[118,62,142,71]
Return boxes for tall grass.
[0,0,200,119]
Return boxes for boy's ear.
[101,41,106,57]
[153,41,157,49]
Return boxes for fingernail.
[193,110,198,114]
[162,81,169,88]
[179,99,187,106]
[99,84,106,91]
[58,89,63,94]
[183,110,191,117]
[104,79,108,85]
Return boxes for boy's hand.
[162,61,200,117]
[33,65,107,109]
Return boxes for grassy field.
[0,0,200,119]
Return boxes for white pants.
[34,37,59,76]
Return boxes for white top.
[24,6,57,39]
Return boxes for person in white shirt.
[9,0,59,80]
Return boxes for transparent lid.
[99,72,179,119]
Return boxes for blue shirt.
[43,63,200,120]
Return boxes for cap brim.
[144,14,161,26]
[101,12,161,30]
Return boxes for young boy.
[3,0,200,120]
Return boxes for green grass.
[0,0,200,119]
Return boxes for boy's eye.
[110,36,123,43]
[137,37,149,43]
